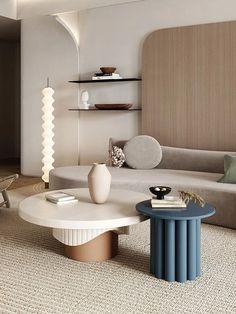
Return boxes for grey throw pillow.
[123,135,162,169]
[218,155,236,183]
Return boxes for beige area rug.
[0,164,42,190]
[0,184,235,314]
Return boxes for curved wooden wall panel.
[142,21,236,151]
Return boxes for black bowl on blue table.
[149,186,172,200]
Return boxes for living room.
[0,0,235,313]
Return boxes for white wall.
[78,0,236,164]
[20,0,236,173]
[21,15,78,176]
[0,0,17,19]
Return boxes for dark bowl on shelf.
[149,186,172,199]
[95,103,132,110]
[100,67,116,74]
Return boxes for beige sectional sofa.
[49,144,236,230]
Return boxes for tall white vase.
[88,163,111,204]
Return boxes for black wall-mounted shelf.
[69,108,142,111]
[69,78,141,84]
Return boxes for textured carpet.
[0,162,42,190]
[0,184,235,314]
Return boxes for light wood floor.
[0,159,42,190]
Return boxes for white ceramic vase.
[88,163,111,204]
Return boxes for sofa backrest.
[159,146,236,173]
[109,138,236,173]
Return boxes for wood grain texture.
[142,21,236,151]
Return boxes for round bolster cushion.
[123,135,162,169]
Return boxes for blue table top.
[136,200,215,220]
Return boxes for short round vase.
[88,163,111,204]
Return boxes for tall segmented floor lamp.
[42,78,55,189]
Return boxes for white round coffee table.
[19,188,149,262]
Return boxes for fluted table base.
[150,218,201,282]
[64,231,118,262]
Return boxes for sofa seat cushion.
[50,166,236,229]
[50,166,223,192]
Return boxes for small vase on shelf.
[88,163,111,204]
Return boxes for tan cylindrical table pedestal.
[64,231,118,262]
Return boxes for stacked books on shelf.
[92,72,122,80]
[46,192,78,205]
[151,195,186,210]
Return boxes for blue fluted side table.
[136,200,215,283]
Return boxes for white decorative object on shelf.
[88,163,111,204]
[80,90,90,109]
[42,78,55,189]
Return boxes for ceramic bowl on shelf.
[95,104,132,110]
[100,67,116,74]
[149,186,172,199]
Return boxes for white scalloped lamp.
[42,78,55,189]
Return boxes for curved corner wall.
[21,15,79,176]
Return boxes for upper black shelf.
[69,78,141,84]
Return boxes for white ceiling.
[17,0,143,19]
[0,0,142,41]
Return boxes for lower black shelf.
[68,108,142,111]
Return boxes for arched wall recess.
[55,12,80,162]
[55,11,79,91]
[55,11,79,49]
